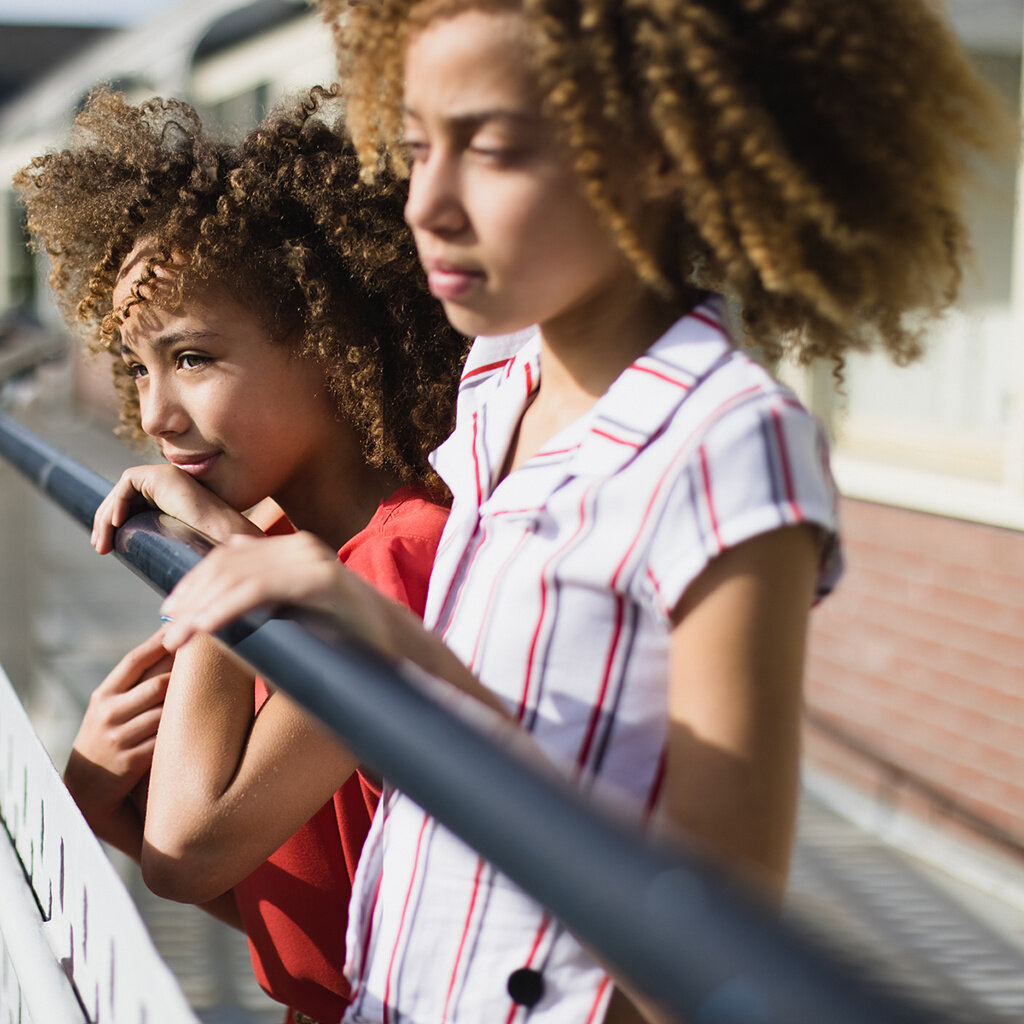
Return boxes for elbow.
[140,837,232,904]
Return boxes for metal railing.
[0,409,947,1024]
[0,659,202,1024]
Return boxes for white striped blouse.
[342,299,843,1024]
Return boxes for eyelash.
[404,140,429,164]
[177,352,210,371]
[402,137,521,166]
[123,352,210,380]
[469,145,518,164]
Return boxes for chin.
[442,302,531,341]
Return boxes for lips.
[166,451,221,478]
[423,259,485,300]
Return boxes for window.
[791,39,1024,530]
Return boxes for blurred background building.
[0,0,1022,1021]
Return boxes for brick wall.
[803,498,1024,856]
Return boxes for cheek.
[478,187,565,272]
[510,175,606,252]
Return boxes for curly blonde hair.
[324,0,1014,368]
[14,86,467,486]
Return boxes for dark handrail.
[0,410,944,1024]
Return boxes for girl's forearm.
[141,633,362,902]
[142,635,259,899]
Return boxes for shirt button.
[507,966,545,1007]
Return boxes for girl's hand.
[63,630,173,855]
[160,531,508,717]
[160,531,391,652]
[91,464,262,554]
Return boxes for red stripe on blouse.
[631,363,692,390]
[591,427,641,449]
[461,358,513,383]
[584,975,613,1024]
[576,594,624,770]
[534,444,581,460]
[471,411,484,507]
[437,523,492,645]
[770,406,803,523]
[520,564,549,723]
[442,856,486,1021]
[468,530,529,675]
[645,745,668,818]
[621,384,764,600]
[519,483,597,719]
[503,916,552,1024]
[698,445,722,550]
[382,812,431,1023]
[690,308,731,342]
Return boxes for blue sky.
[0,0,177,24]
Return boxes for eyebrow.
[402,105,542,129]
[119,329,219,357]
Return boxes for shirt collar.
[433,298,735,504]
[571,297,734,477]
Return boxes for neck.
[498,279,695,481]
[273,433,398,552]
[536,277,690,412]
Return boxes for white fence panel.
[0,663,199,1024]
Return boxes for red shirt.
[231,486,448,1023]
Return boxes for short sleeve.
[643,391,843,619]
[338,533,438,619]
[337,493,448,618]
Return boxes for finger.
[162,576,270,650]
[125,737,158,776]
[93,476,130,550]
[160,545,248,620]
[116,705,163,747]
[92,470,153,553]
[97,633,175,695]
[108,673,170,722]
[160,620,197,653]
[91,489,119,554]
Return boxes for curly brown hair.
[324,0,1015,369]
[14,85,467,486]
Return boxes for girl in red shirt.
[15,85,466,1024]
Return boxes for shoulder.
[650,314,823,462]
[337,486,449,617]
[370,485,450,544]
[636,333,842,614]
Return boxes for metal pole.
[0,411,944,1024]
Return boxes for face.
[112,254,343,514]
[402,8,635,340]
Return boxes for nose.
[404,148,467,237]
[139,373,189,439]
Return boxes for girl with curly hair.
[15,86,470,1024]
[155,1,1014,1021]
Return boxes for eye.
[123,361,148,381]
[403,139,430,165]
[468,144,520,165]
[177,352,211,371]
[467,126,530,167]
